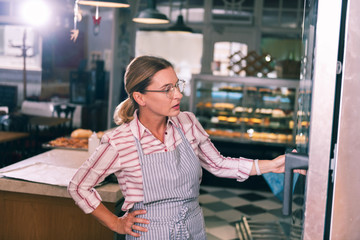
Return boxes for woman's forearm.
[250,154,285,175]
[91,203,119,232]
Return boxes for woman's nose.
[173,87,183,99]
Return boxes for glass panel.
[296,0,317,154]
[192,76,297,146]
[213,0,254,8]
[213,41,248,76]
[283,0,301,9]
[0,2,10,16]
[264,0,280,8]
[280,11,300,28]
[262,10,279,26]
[211,0,254,23]
[288,0,318,238]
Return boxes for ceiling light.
[167,0,192,33]
[167,15,193,33]
[72,0,129,42]
[21,0,51,27]
[133,0,169,24]
[77,0,129,8]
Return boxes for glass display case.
[189,74,300,147]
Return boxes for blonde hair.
[113,56,173,125]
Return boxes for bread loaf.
[71,129,93,138]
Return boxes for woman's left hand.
[270,153,307,175]
[271,154,286,173]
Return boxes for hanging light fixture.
[133,0,169,24]
[167,15,193,33]
[92,5,101,35]
[71,0,129,42]
[77,0,129,8]
[167,0,193,33]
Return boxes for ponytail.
[113,56,173,125]
[113,97,136,125]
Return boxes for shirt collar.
[129,109,180,140]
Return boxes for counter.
[0,149,123,240]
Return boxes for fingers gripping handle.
[282,152,309,216]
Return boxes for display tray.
[42,137,88,151]
[209,135,295,147]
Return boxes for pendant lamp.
[77,0,129,8]
[71,0,129,42]
[133,0,169,24]
[167,15,193,33]
[167,0,192,33]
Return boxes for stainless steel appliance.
[282,0,360,239]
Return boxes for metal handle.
[282,152,309,216]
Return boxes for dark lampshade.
[167,15,193,33]
[133,0,169,24]
[77,0,129,8]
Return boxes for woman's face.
[140,67,183,119]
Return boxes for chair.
[0,113,31,166]
[53,104,76,132]
[0,113,29,132]
[0,85,17,113]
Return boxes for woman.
[68,55,287,239]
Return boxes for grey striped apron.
[126,126,207,240]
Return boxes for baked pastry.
[246,87,257,92]
[250,118,262,124]
[233,106,245,113]
[272,109,286,118]
[239,117,249,123]
[268,133,277,141]
[196,102,205,108]
[260,108,273,115]
[232,131,242,138]
[277,134,287,142]
[204,102,212,108]
[71,129,93,138]
[49,137,88,149]
[217,111,230,116]
[289,120,294,129]
[301,121,310,127]
[246,108,253,114]
[287,134,293,142]
[233,86,243,92]
[210,117,219,123]
[213,103,235,110]
[218,116,228,122]
[219,86,233,92]
[259,88,271,93]
[227,116,238,123]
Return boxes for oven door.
[281,0,344,239]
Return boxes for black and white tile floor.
[200,185,304,240]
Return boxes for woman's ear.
[133,92,146,107]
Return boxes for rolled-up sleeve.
[68,142,120,214]
[189,112,253,182]
[198,138,253,182]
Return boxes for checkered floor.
[200,185,304,240]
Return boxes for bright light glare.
[21,0,50,27]
[265,54,272,62]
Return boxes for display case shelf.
[189,74,299,147]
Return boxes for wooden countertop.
[0,131,29,143]
[0,149,122,203]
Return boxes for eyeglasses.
[143,79,185,99]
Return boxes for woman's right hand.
[115,209,149,237]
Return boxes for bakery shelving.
[189,74,299,147]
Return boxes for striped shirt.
[68,111,254,214]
